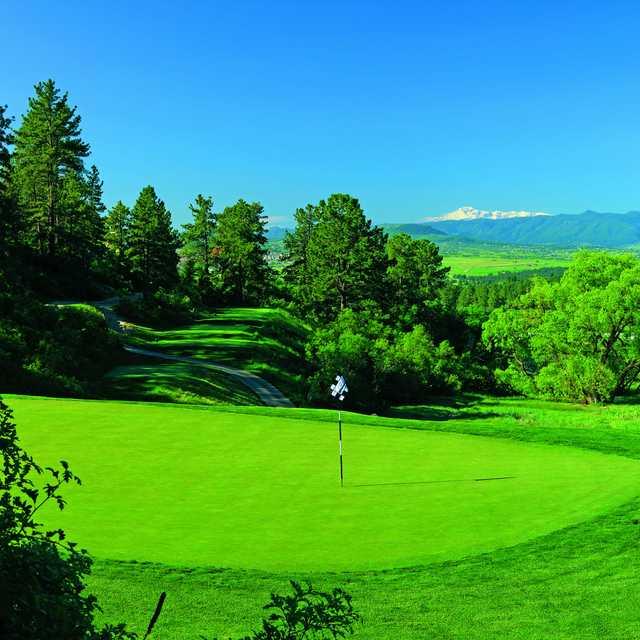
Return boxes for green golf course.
[10,395,640,573]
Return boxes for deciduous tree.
[483,250,640,403]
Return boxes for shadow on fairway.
[387,405,501,421]
[353,476,516,488]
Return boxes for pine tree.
[128,185,179,292]
[0,105,15,252]
[86,165,106,216]
[104,200,131,266]
[58,169,104,269]
[283,204,317,311]
[301,194,388,319]
[213,199,271,304]
[13,79,90,258]
[182,194,215,295]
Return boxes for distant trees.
[127,185,179,293]
[483,251,640,403]
[212,199,271,304]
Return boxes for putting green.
[10,396,640,571]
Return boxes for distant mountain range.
[424,210,640,248]
[423,206,550,223]
[268,209,640,249]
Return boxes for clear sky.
[2,1,640,226]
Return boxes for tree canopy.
[483,250,640,403]
[127,185,179,293]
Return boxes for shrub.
[115,289,194,326]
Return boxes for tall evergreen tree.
[283,204,317,310]
[13,80,90,258]
[58,168,104,269]
[386,233,450,327]
[0,104,16,262]
[86,164,106,216]
[182,194,216,295]
[213,199,271,304]
[104,200,131,271]
[293,194,388,320]
[0,105,11,205]
[127,185,179,292]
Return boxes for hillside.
[119,307,309,405]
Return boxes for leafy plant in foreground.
[204,581,360,640]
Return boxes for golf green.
[11,396,640,572]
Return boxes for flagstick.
[338,409,344,488]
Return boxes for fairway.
[11,396,640,572]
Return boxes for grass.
[7,393,640,638]
[444,253,571,276]
[123,307,308,404]
[103,353,259,406]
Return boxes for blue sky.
[3,1,640,226]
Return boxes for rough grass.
[6,393,640,638]
[124,307,308,404]
[102,354,259,406]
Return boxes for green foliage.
[282,204,317,310]
[0,398,134,640]
[483,250,640,402]
[127,185,179,293]
[181,194,216,300]
[306,308,464,411]
[0,103,17,257]
[285,194,387,320]
[104,200,132,282]
[0,297,120,396]
[12,79,91,259]
[386,232,449,327]
[212,199,272,304]
[115,289,194,326]
[233,581,360,640]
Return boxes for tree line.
[3,79,640,407]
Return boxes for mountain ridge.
[423,206,550,222]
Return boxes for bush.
[306,308,466,412]
[115,289,194,326]
[0,297,121,396]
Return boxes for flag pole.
[330,374,349,489]
[338,409,344,488]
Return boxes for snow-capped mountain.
[423,206,551,223]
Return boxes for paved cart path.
[89,297,294,408]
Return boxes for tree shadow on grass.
[387,403,501,422]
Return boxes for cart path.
[93,297,294,408]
